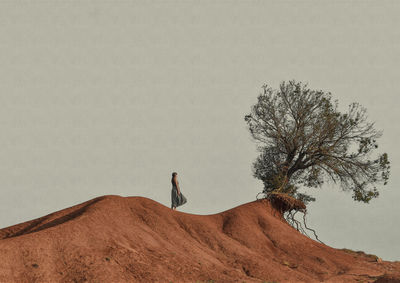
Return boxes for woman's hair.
[171,172,177,186]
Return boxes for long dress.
[171,183,187,209]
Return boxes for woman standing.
[171,172,187,210]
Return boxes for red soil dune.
[0,195,399,283]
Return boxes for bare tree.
[245,80,390,205]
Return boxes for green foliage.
[245,80,390,204]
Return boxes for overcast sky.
[0,1,399,261]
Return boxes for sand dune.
[0,195,398,282]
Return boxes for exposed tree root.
[257,191,324,244]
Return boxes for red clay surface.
[0,195,399,283]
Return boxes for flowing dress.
[171,183,187,209]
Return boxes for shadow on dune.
[1,196,106,239]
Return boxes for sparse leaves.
[245,80,390,204]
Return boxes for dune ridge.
[0,195,398,282]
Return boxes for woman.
[171,172,187,210]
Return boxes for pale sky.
[0,1,399,261]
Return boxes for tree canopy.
[244,80,390,205]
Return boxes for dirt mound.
[0,195,398,282]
